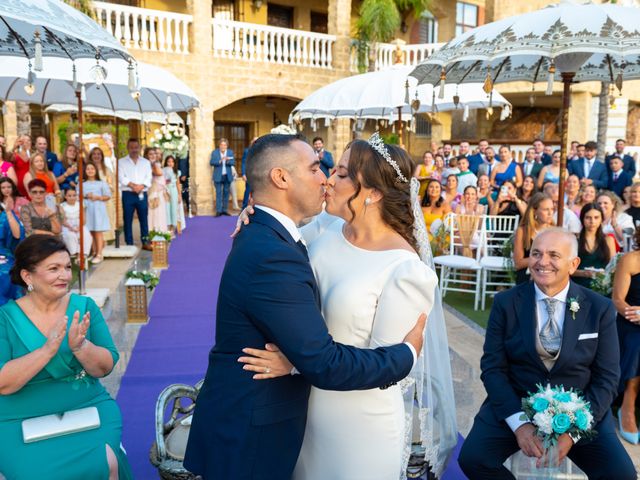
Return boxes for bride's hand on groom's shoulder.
[402,313,428,356]
[238,343,293,379]
[231,205,255,238]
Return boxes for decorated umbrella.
[290,65,510,145]
[45,104,185,124]
[410,0,640,225]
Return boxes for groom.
[458,228,635,479]
[184,134,426,479]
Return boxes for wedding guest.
[34,136,58,171]
[53,144,79,191]
[568,141,608,189]
[210,138,234,217]
[443,174,461,208]
[625,183,640,226]
[12,135,32,197]
[477,174,493,209]
[0,235,134,479]
[532,137,551,165]
[23,153,60,210]
[572,204,615,289]
[0,177,28,216]
[564,174,581,212]
[442,142,453,164]
[456,157,478,194]
[612,239,640,444]
[512,193,554,284]
[421,179,450,237]
[608,156,633,199]
[83,163,111,264]
[516,175,538,207]
[574,184,598,216]
[441,156,460,182]
[597,191,634,250]
[490,180,520,217]
[164,155,185,232]
[312,137,334,178]
[20,179,61,236]
[414,151,435,198]
[568,140,580,161]
[0,198,24,305]
[477,146,497,179]
[88,147,116,242]
[430,154,445,182]
[119,138,152,250]
[622,185,632,209]
[148,157,169,233]
[467,139,488,175]
[0,144,18,186]
[179,154,190,215]
[458,140,470,159]
[490,145,522,190]
[543,182,582,234]
[60,188,92,258]
[520,147,543,179]
[537,150,564,189]
[456,185,485,215]
[606,138,636,177]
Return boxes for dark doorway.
[310,11,328,34]
[214,123,249,157]
[267,4,294,29]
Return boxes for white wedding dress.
[292,215,437,480]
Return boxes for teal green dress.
[573,249,608,289]
[0,294,133,479]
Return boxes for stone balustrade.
[212,19,336,69]
[351,41,444,72]
[93,1,192,54]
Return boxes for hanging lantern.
[125,278,149,323]
[411,90,421,113]
[615,71,623,94]
[152,236,169,269]
[404,80,411,105]
[438,68,446,99]
[24,68,36,96]
[453,94,460,107]
[483,71,493,94]
[44,113,49,125]
[546,61,556,95]
[34,30,43,72]
[128,61,136,91]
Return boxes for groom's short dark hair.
[246,134,306,193]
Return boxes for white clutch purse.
[22,406,100,443]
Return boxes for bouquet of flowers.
[150,124,189,158]
[591,253,623,297]
[521,384,596,448]
[126,269,160,290]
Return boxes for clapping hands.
[42,316,67,357]
[68,311,90,353]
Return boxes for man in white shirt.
[118,138,152,249]
[459,228,634,480]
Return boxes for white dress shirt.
[584,158,594,178]
[505,282,570,433]
[118,155,152,191]
[254,205,417,370]
[220,150,228,176]
[553,208,581,234]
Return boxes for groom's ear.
[269,167,290,190]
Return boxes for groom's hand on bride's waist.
[402,313,428,358]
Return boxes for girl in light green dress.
[0,235,132,479]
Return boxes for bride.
[239,134,457,479]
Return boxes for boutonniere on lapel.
[568,297,580,320]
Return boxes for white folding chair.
[433,213,483,310]
[479,215,520,310]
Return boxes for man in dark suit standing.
[533,138,552,165]
[608,156,633,199]
[34,135,59,171]
[606,138,636,178]
[178,154,190,215]
[467,139,488,175]
[184,134,426,480]
[458,228,635,480]
[210,137,235,217]
[520,147,543,180]
[312,136,334,178]
[568,141,608,189]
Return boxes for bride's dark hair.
[346,139,417,251]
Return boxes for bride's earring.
[365,197,372,206]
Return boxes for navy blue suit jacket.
[467,153,485,176]
[568,158,608,189]
[540,152,552,166]
[318,150,334,178]
[210,148,235,183]
[608,170,633,198]
[478,281,619,427]
[606,153,636,177]
[184,208,414,479]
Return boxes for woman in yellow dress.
[413,151,435,198]
[421,179,450,240]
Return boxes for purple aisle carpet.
[115,215,467,479]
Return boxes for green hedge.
[57,121,129,158]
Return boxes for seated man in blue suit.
[459,228,635,480]
[184,134,426,480]
[312,136,334,178]
[568,141,608,190]
[608,156,633,199]
[606,138,636,178]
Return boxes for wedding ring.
[265,367,271,374]
[635,310,640,316]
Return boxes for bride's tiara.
[367,132,409,183]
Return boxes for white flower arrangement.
[150,123,189,158]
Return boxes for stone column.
[3,102,18,148]
[567,91,592,144]
[329,118,352,158]
[186,0,214,215]
[328,0,352,75]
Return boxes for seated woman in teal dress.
[0,235,132,479]
[0,202,25,305]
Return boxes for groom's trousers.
[458,410,636,480]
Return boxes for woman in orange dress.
[22,153,60,211]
